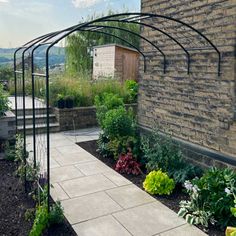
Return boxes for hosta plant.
[178,168,236,229]
[115,152,141,175]
[143,170,175,195]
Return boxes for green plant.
[49,201,64,225]
[29,204,49,236]
[143,170,175,195]
[125,80,138,103]
[95,92,124,127]
[178,168,236,229]
[0,84,10,116]
[103,107,135,139]
[25,208,36,222]
[141,130,202,184]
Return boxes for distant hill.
[0,46,65,67]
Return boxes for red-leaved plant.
[115,152,141,175]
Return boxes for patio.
[26,128,206,236]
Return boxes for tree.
[65,12,140,76]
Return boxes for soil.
[78,140,225,236]
[0,159,77,236]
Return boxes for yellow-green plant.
[143,170,175,195]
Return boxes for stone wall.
[139,0,236,164]
[54,104,137,131]
[0,111,16,139]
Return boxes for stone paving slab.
[113,202,186,236]
[60,174,116,198]
[53,152,96,166]
[72,215,132,236]
[51,166,84,183]
[158,224,207,236]
[102,171,132,187]
[106,184,156,209]
[50,183,69,201]
[75,160,113,176]
[61,192,122,224]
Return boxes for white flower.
[225,187,231,195]
[192,185,200,193]
[184,180,193,191]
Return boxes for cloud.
[72,0,102,8]
[0,0,9,3]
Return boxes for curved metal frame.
[14,11,221,211]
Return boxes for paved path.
[27,128,207,236]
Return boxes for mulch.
[78,139,225,236]
[0,159,76,236]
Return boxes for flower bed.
[0,159,76,236]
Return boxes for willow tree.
[65,13,140,76]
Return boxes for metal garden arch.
[14,12,221,211]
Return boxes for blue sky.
[0,0,141,48]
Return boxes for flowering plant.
[178,168,236,229]
[115,152,141,175]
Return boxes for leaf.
[186,214,195,225]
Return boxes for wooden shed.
[93,44,139,82]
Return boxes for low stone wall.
[0,111,16,139]
[54,104,137,131]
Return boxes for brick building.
[138,0,236,168]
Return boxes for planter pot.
[57,99,65,109]
[65,99,74,108]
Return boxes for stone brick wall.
[0,111,16,139]
[54,104,137,131]
[139,0,236,162]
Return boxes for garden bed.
[0,159,76,236]
[78,140,225,236]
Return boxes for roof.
[93,44,138,53]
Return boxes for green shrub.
[141,130,202,184]
[125,80,138,103]
[95,93,124,127]
[48,201,64,225]
[0,84,10,116]
[143,170,175,195]
[103,107,135,139]
[29,204,49,236]
[30,201,64,236]
[178,167,236,229]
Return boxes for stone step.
[12,107,53,116]
[17,114,57,126]
[18,123,60,135]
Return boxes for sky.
[0,0,141,48]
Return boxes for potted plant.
[65,95,74,108]
[57,94,65,109]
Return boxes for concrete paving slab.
[159,224,207,236]
[106,185,155,209]
[75,161,112,176]
[60,174,116,198]
[50,158,60,169]
[51,166,84,183]
[56,144,85,155]
[113,202,186,236]
[61,192,122,224]
[72,215,132,236]
[102,171,132,187]
[50,183,69,201]
[53,152,96,166]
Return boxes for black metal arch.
[14,11,222,212]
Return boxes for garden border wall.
[54,104,137,131]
